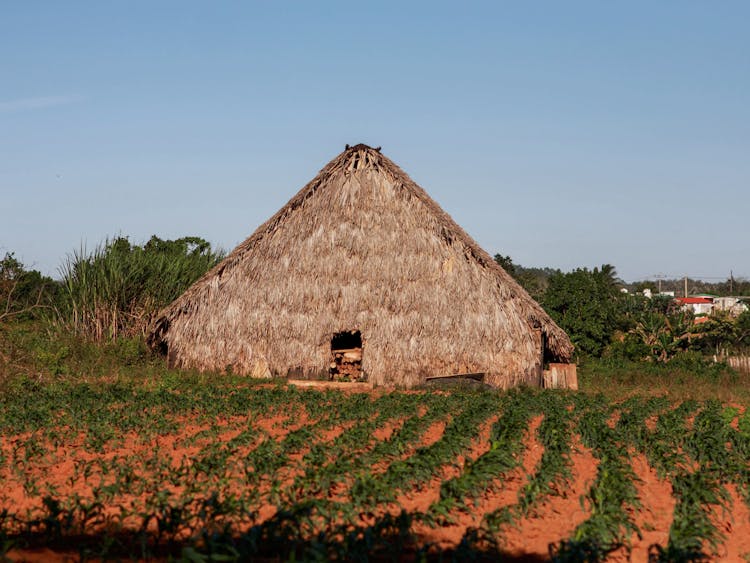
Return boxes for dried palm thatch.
[148,144,574,388]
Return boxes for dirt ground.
[2,408,750,562]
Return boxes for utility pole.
[654,273,666,294]
[684,276,688,298]
[731,270,734,294]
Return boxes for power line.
[644,274,745,281]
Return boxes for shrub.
[542,265,624,358]
[603,333,650,362]
[0,252,59,323]
[57,236,223,341]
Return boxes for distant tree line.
[495,254,750,364]
[493,254,556,301]
[630,277,750,298]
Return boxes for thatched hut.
[148,144,575,388]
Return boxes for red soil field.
[2,393,750,562]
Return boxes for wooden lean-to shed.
[148,144,575,388]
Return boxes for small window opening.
[330,330,364,381]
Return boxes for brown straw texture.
[148,144,574,388]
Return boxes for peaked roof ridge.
[345,142,381,152]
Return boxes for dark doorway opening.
[330,330,363,381]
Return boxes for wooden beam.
[425,372,485,382]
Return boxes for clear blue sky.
[2,2,748,282]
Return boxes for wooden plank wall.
[725,355,750,373]
[542,363,578,390]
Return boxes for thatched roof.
[149,144,573,387]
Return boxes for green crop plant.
[615,399,735,560]
[2,378,750,561]
[283,393,419,503]
[430,388,542,525]
[356,391,498,509]
[550,394,642,561]
[662,471,729,559]
[515,391,576,516]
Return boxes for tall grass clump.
[58,236,223,341]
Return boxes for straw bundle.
[149,144,574,388]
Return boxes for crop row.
[1,381,749,561]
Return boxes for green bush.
[542,265,624,358]
[667,350,728,379]
[0,252,59,323]
[603,334,650,362]
[57,235,223,341]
